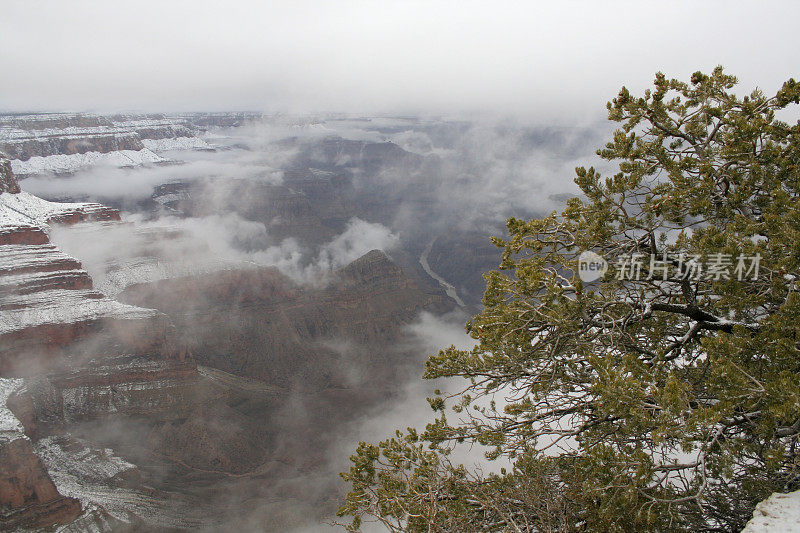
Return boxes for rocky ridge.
[0,378,81,530]
[0,113,215,176]
[0,159,200,529]
[119,248,450,387]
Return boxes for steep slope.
[0,156,183,376]
[0,158,205,529]
[118,249,451,388]
[0,379,81,530]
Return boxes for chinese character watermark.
[579,251,761,282]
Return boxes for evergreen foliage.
[338,68,800,532]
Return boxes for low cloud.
[27,116,613,532]
[19,143,286,205]
[312,217,399,273]
[50,213,398,294]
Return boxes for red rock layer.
[0,437,81,529]
[45,204,121,224]
[0,156,20,194]
[0,225,49,246]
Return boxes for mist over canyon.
[1,1,798,529]
[0,111,604,531]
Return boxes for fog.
[20,147,286,203]
[50,213,400,296]
[28,117,609,242]
[31,117,549,529]
[3,2,799,530]
[2,1,798,120]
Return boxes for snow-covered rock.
[0,288,159,336]
[0,112,222,177]
[0,191,117,228]
[142,136,211,152]
[0,180,179,372]
[0,377,26,437]
[743,490,800,532]
[11,148,165,175]
[0,378,83,529]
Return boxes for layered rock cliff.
[0,113,212,176]
[0,114,144,160]
[0,380,81,530]
[0,160,208,529]
[1,154,121,248]
[0,169,180,376]
[0,156,20,194]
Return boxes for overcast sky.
[1,0,798,121]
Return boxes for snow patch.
[0,244,78,273]
[0,191,107,229]
[142,136,210,152]
[0,377,26,439]
[743,490,800,532]
[0,288,159,335]
[11,149,165,175]
[35,436,136,487]
[36,434,206,529]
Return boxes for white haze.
[298,310,527,532]
[23,118,610,238]
[315,218,400,273]
[50,213,400,290]
[1,1,798,121]
[293,311,482,533]
[20,146,287,202]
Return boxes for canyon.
[0,114,461,530]
[0,111,580,530]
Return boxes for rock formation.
[0,169,172,376]
[0,160,204,529]
[0,114,197,161]
[0,113,214,176]
[118,249,450,388]
[1,379,81,530]
[0,155,20,194]
[0,434,82,529]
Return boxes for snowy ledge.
[10,148,165,176]
[0,191,108,228]
[743,490,800,532]
[142,136,211,152]
[0,377,26,441]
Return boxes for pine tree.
[338,68,800,532]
